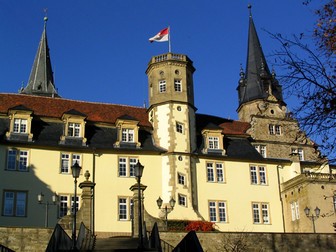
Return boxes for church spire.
[20,16,59,97]
[237,5,283,107]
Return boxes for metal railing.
[0,244,15,252]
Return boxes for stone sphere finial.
[84,170,90,181]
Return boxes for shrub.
[185,221,215,232]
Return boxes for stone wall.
[0,227,54,252]
[160,232,336,252]
[2,226,336,252]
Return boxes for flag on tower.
[149,27,169,43]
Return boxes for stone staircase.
[94,237,156,251]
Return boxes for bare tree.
[269,1,336,161]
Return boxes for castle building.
[0,10,335,236]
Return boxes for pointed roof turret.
[20,16,59,97]
[237,5,284,107]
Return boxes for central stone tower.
[146,53,199,218]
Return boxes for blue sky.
[0,0,321,120]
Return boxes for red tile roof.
[219,121,251,136]
[0,93,151,127]
[0,93,250,135]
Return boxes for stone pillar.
[130,183,147,238]
[78,170,95,231]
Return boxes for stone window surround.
[201,129,225,155]
[60,113,87,145]
[208,200,227,223]
[6,109,34,141]
[115,118,141,148]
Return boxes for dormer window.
[115,115,141,148]
[6,105,33,142]
[201,123,225,155]
[60,109,87,146]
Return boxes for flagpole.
[168,26,171,53]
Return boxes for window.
[6,149,29,171]
[68,122,81,137]
[60,153,81,174]
[209,201,227,223]
[159,80,166,93]
[250,165,267,185]
[269,124,281,135]
[122,128,134,142]
[252,202,270,224]
[59,195,69,217]
[118,157,138,177]
[178,173,186,185]
[207,162,225,183]
[254,145,267,158]
[174,79,182,92]
[13,119,27,133]
[291,201,300,221]
[3,191,27,217]
[119,198,127,220]
[207,163,215,182]
[291,148,304,161]
[71,196,80,214]
[208,136,219,149]
[118,197,133,221]
[176,122,184,134]
[178,194,187,207]
[216,163,224,182]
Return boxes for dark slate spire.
[20,16,59,97]
[237,5,284,107]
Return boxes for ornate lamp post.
[37,192,58,227]
[304,206,320,233]
[135,161,144,250]
[156,196,175,231]
[71,161,82,251]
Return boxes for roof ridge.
[2,93,145,110]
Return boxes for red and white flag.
[149,27,169,43]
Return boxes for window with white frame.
[252,202,270,224]
[71,195,80,214]
[60,153,81,174]
[118,157,138,177]
[254,145,267,158]
[291,201,300,221]
[208,136,219,149]
[119,198,128,220]
[59,195,69,217]
[174,79,182,92]
[3,190,27,217]
[178,173,186,185]
[250,165,267,185]
[207,162,225,183]
[122,128,134,142]
[209,200,227,223]
[67,122,81,137]
[176,122,184,134]
[178,194,187,207]
[291,148,304,161]
[118,197,133,221]
[13,118,28,133]
[159,80,166,93]
[6,149,29,171]
[269,124,281,135]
